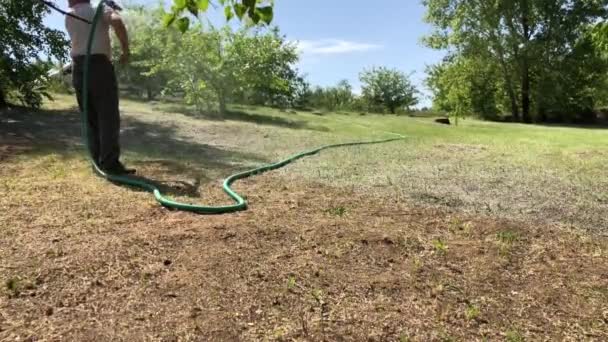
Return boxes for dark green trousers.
[72,54,121,170]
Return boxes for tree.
[156,26,235,114]
[113,5,174,101]
[359,67,418,114]
[426,56,499,123]
[332,80,355,110]
[151,21,302,114]
[291,76,312,109]
[0,0,68,108]
[228,28,300,107]
[592,23,608,109]
[423,0,608,123]
[308,80,355,111]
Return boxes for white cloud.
[295,39,382,55]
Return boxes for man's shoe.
[103,163,136,175]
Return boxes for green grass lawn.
[151,96,607,232]
[19,94,608,231]
[287,111,608,232]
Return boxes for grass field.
[1,94,607,341]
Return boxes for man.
[66,0,135,174]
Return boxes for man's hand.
[119,50,130,65]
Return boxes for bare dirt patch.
[1,175,606,341]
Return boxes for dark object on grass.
[435,118,451,125]
[312,111,324,116]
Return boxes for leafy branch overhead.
[165,0,274,32]
[593,22,608,53]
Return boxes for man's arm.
[110,13,130,64]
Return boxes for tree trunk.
[389,104,396,114]
[520,0,532,123]
[521,59,531,123]
[0,87,7,109]
[488,20,520,121]
[497,55,520,121]
[539,106,547,122]
[508,88,520,121]
[146,87,154,101]
[218,91,227,115]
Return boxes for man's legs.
[91,58,122,171]
[73,55,134,174]
[73,61,101,164]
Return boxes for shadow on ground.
[109,173,202,198]
[533,122,608,130]
[158,104,330,132]
[0,106,267,194]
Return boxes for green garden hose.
[82,1,406,214]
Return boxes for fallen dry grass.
[1,149,607,341]
[1,98,608,341]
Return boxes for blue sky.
[44,0,445,107]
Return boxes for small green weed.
[439,331,456,342]
[465,304,480,320]
[311,289,324,303]
[497,231,519,244]
[506,329,524,342]
[326,206,347,217]
[432,239,448,254]
[449,218,474,235]
[5,278,21,297]
[497,231,519,256]
[399,335,411,342]
[287,276,296,290]
[6,278,18,291]
[411,257,424,273]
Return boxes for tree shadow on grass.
[532,122,608,130]
[488,114,608,130]
[158,104,330,132]
[0,106,268,196]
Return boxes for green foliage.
[114,5,174,101]
[229,28,301,107]
[143,12,300,114]
[291,76,313,109]
[155,26,234,113]
[110,5,302,111]
[166,0,274,30]
[423,0,608,123]
[309,80,356,111]
[592,22,608,53]
[359,67,419,114]
[0,0,68,108]
[46,64,73,95]
[426,56,499,123]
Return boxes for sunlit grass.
[32,94,608,230]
